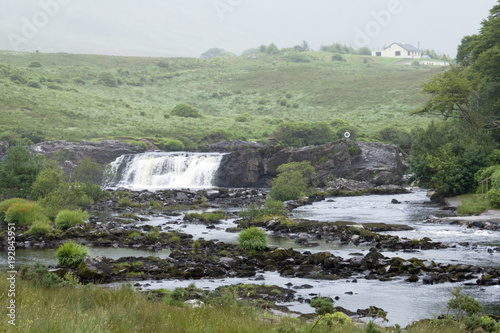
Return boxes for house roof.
[392,42,420,52]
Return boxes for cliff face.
[216,141,406,187]
[21,139,404,188]
[30,140,145,165]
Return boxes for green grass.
[0,50,445,146]
[456,194,491,216]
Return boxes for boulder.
[77,256,114,282]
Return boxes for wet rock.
[77,256,114,282]
[391,198,401,204]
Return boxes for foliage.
[321,43,353,54]
[446,287,483,319]
[238,227,268,251]
[0,197,27,222]
[98,71,119,87]
[310,297,334,316]
[408,122,497,195]
[238,199,288,221]
[56,241,89,268]
[38,181,97,220]
[54,208,89,229]
[4,200,45,227]
[25,219,53,235]
[200,48,232,59]
[271,122,334,147]
[184,210,226,223]
[19,263,68,288]
[378,125,413,149]
[163,139,185,151]
[71,157,113,188]
[235,113,254,122]
[31,167,63,200]
[0,140,44,199]
[488,189,500,208]
[171,103,202,118]
[269,161,316,201]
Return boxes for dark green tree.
[0,140,44,199]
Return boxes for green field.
[0,50,446,147]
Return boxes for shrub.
[331,54,345,61]
[310,296,334,316]
[269,161,316,202]
[55,209,89,230]
[56,241,89,268]
[26,219,53,236]
[488,189,500,208]
[204,128,229,142]
[164,139,184,151]
[238,227,268,251]
[0,198,27,222]
[171,103,202,118]
[28,61,42,68]
[98,71,118,87]
[4,201,45,227]
[31,167,63,200]
[271,122,334,147]
[118,196,131,207]
[235,113,253,122]
[0,140,44,199]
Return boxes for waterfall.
[108,152,225,190]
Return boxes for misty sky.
[0,0,497,58]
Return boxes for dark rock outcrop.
[30,140,145,165]
[216,140,406,187]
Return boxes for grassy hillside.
[0,50,446,147]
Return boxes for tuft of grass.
[238,227,268,251]
[3,200,45,227]
[55,241,89,268]
[54,209,89,229]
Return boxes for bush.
[31,167,63,200]
[98,71,118,87]
[238,227,268,251]
[56,242,89,268]
[235,113,253,122]
[0,140,44,199]
[26,219,53,236]
[171,103,202,118]
[28,61,42,68]
[55,209,89,230]
[4,201,45,227]
[0,198,27,222]
[271,122,334,147]
[269,170,307,201]
[488,189,500,208]
[164,139,184,151]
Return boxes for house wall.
[372,43,421,58]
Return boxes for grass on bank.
[0,273,489,333]
[455,193,492,216]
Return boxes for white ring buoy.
[344,131,351,138]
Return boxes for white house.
[372,42,422,58]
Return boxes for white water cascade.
[108,152,225,190]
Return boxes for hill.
[0,50,446,148]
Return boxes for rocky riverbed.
[2,186,499,323]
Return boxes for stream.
[3,188,499,326]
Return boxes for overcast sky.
[0,0,497,58]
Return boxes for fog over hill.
[0,0,497,57]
